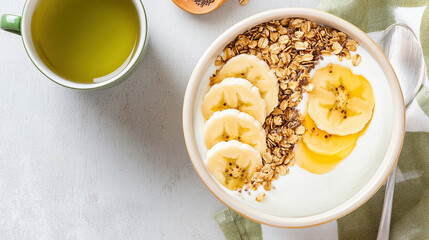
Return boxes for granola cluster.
[211,18,360,200]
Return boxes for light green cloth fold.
[215,1,429,239]
[214,208,262,240]
[417,85,429,115]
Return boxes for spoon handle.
[377,166,397,240]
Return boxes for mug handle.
[1,14,21,35]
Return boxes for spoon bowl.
[172,0,227,15]
[379,24,425,105]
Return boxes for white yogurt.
[193,46,394,217]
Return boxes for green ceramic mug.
[1,0,148,90]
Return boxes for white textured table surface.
[0,0,338,239]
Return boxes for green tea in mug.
[31,0,140,84]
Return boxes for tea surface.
[31,0,140,83]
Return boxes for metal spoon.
[377,24,425,240]
[171,0,227,15]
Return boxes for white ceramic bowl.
[183,8,405,228]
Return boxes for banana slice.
[308,64,375,136]
[206,140,262,190]
[201,78,266,124]
[214,54,279,115]
[204,109,266,154]
[295,142,355,174]
[302,114,359,155]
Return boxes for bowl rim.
[182,7,405,228]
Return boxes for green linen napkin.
[215,1,429,239]
[215,208,263,240]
